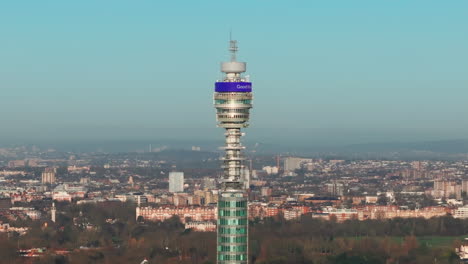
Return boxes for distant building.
[115,193,148,205]
[283,208,304,220]
[172,193,188,206]
[261,187,272,197]
[53,184,87,199]
[41,168,56,184]
[0,170,26,176]
[136,206,216,223]
[0,223,28,236]
[10,207,42,220]
[433,180,461,199]
[462,180,468,195]
[247,204,309,220]
[53,191,72,202]
[169,172,184,193]
[67,165,90,173]
[356,205,449,220]
[262,166,279,175]
[242,168,250,189]
[8,160,26,168]
[314,208,358,222]
[454,206,468,219]
[80,177,90,185]
[201,190,217,204]
[326,182,345,196]
[304,196,341,206]
[185,221,216,232]
[51,203,56,223]
[365,196,379,204]
[283,157,312,174]
[203,177,216,190]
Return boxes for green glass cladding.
[218,254,248,262]
[219,209,247,217]
[219,218,248,225]
[219,200,247,208]
[217,193,248,264]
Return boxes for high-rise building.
[462,180,468,195]
[433,180,462,199]
[326,182,345,196]
[169,172,184,193]
[42,167,56,184]
[242,168,250,190]
[214,39,252,264]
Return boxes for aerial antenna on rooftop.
[229,31,238,62]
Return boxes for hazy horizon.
[2,1,468,145]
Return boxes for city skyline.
[2,1,468,146]
[2,2,468,263]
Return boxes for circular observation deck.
[214,82,253,128]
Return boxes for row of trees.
[255,214,468,237]
[250,216,463,264]
[1,202,467,263]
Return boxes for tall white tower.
[51,202,56,223]
[169,172,184,193]
[214,39,253,264]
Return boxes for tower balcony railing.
[219,146,245,151]
[220,156,245,161]
[217,123,249,129]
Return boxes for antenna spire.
[229,34,238,62]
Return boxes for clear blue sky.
[1,1,467,146]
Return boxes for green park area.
[350,235,467,248]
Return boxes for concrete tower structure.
[214,39,252,264]
[51,202,56,223]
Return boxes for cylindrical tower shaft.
[217,190,248,263]
[214,39,252,264]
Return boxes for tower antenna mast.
[229,36,238,62]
